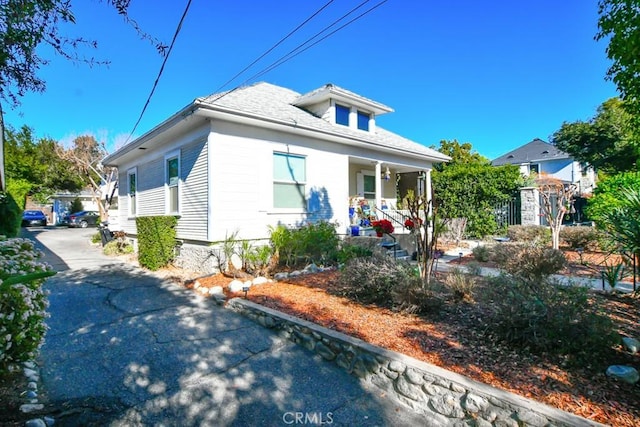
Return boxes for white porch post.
[375,162,382,210]
[425,168,432,214]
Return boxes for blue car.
[21,210,47,227]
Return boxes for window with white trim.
[273,152,306,209]
[335,104,350,126]
[357,110,370,131]
[165,152,180,214]
[127,168,137,217]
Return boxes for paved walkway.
[27,228,426,426]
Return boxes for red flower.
[404,217,422,230]
[371,219,394,234]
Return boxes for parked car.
[67,211,100,228]
[21,210,48,227]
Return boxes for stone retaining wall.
[227,298,605,427]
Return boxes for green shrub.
[0,238,56,371]
[0,179,31,238]
[90,232,102,244]
[103,239,134,256]
[338,255,440,314]
[70,197,84,214]
[444,267,476,302]
[136,216,178,270]
[336,243,373,265]
[490,243,566,284]
[245,244,272,276]
[465,261,484,276]
[507,225,551,245]
[471,244,491,262]
[560,226,602,251]
[487,274,618,361]
[269,221,339,267]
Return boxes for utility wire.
[125,0,193,144]
[213,0,336,94]
[209,0,386,105]
[246,0,387,85]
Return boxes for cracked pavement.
[23,227,427,426]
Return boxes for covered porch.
[348,157,432,234]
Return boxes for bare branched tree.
[536,173,577,250]
[56,135,116,221]
[403,189,439,287]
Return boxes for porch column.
[375,162,382,210]
[424,169,433,240]
[425,169,432,212]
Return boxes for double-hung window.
[127,168,137,217]
[165,152,180,214]
[273,152,306,209]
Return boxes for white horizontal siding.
[137,157,165,215]
[117,170,136,234]
[176,139,208,241]
[209,122,349,241]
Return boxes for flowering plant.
[0,238,55,371]
[404,217,423,231]
[371,219,394,235]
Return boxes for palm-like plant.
[599,186,640,293]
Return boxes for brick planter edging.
[226,298,605,427]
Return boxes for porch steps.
[380,241,411,261]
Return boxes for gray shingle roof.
[198,82,449,162]
[491,138,570,166]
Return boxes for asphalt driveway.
[24,227,425,426]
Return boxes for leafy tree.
[586,171,640,224]
[432,139,489,171]
[431,140,521,238]
[0,1,166,189]
[4,125,83,197]
[597,1,640,122]
[551,98,639,173]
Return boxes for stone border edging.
[226,297,606,427]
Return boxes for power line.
[213,0,336,94]
[246,0,388,84]
[125,0,193,144]
[209,0,387,105]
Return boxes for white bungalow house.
[102,82,449,269]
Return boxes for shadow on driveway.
[33,238,420,425]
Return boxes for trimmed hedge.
[0,179,31,238]
[136,216,178,270]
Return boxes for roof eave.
[195,103,447,163]
[102,101,199,166]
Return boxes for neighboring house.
[51,185,119,227]
[102,82,449,270]
[491,138,595,194]
[492,138,596,226]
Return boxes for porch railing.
[374,207,412,233]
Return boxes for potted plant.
[371,219,394,237]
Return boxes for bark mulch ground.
[191,251,640,427]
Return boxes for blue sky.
[3,0,617,160]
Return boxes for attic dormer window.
[357,110,370,131]
[335,104,350,126]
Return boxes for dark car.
[21,210,48,227]
[67,211,100,228]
